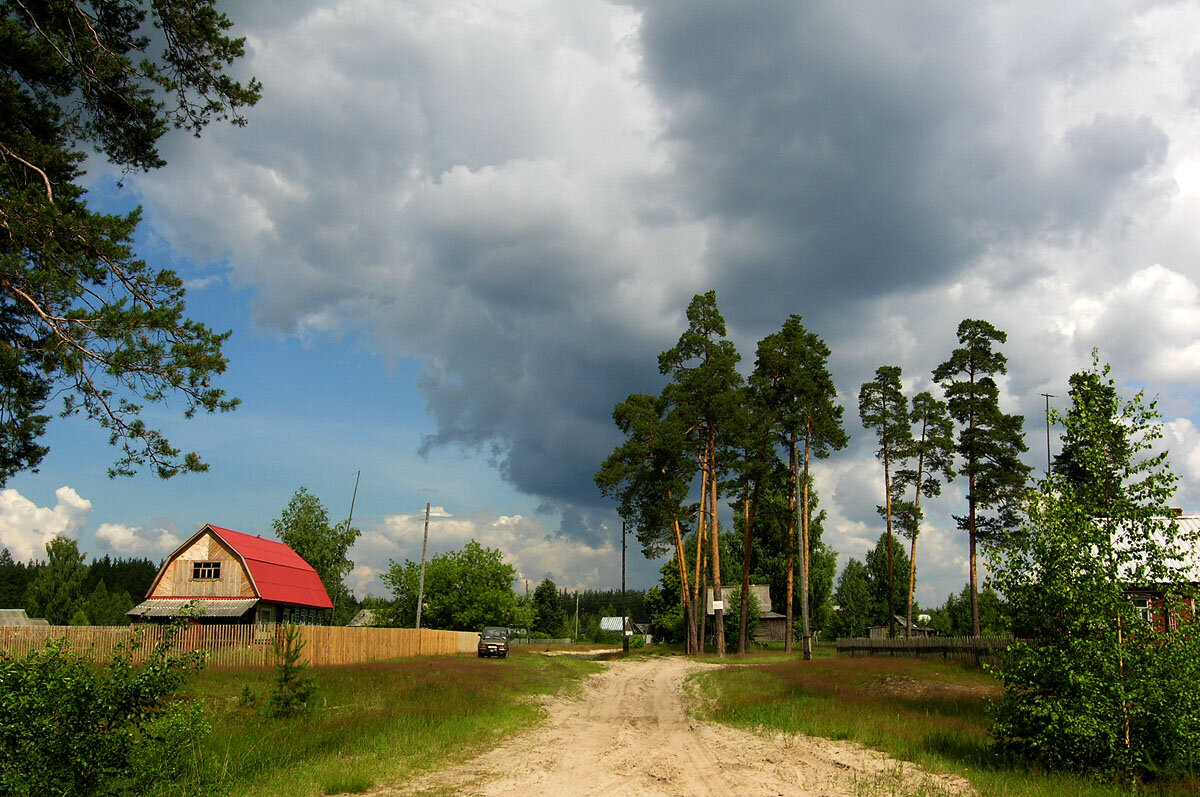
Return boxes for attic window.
[192,561,221,580]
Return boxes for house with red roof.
[128,524,333,626]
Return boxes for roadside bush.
[0,623,207,796]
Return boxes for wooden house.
[1122,513,1200,631]
[128,524,332,626]
[705,585,790,643]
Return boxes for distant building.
[0,609,49,627]
[128,524,332,626]
[706,585,789,643]
[869,615,938,639]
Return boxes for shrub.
[0,623,207,796]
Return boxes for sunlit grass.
[178,647,601,796]
[693,653,1199,797]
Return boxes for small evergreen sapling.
[270,623,317,718]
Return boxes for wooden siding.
[0,624,478,667]
[150,531,255,599]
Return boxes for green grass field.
[174,648,602,796]
[692,646,1199,797]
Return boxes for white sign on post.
[712,600,724,611]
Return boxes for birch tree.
[990,354,1200,776]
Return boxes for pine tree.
[859,365,911,638]
[1,1,259,482]
[893,391,955,637]
[657,291,743,657]
[933,319,1031,636]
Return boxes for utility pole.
[344,470,361,531]
[415,502,430,630]
[574,591,580,641]
[340,470,361,625]
[622,520,629,654]
[1041,393,1055,475]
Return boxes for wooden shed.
[128,524,332,626]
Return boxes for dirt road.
[375,655,972,796]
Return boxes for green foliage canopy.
[24,536,87,624]
[1,0,260,482]
[273,487,361,624]
[381,540,517,631]
[532,577,566,636]
[0,622,208,795]
[989,354,1200,777]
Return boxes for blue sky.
[4,0,1200,607]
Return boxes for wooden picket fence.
[0,624,478,668]
[836,635,1012,665]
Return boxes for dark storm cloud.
[129,1,1200,597]
[629,2,1172,332]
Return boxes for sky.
[3,0,1200,610]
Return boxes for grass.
[691,648,1199,797]
[174,647,601,796]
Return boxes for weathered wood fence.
[837,635,1012,665]
[0,624,479,668]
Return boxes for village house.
[1122,512,1200,631]
[128,524,332,626]
[706,584,790,643]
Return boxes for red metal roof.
[207,525,333,609]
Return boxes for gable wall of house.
[149,532,256,599]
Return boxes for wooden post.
[415,502,430,629]
[622,520,629,654]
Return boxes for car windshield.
[480,628,507,639]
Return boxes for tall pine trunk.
[785,440,796,654]
[709,427,726,657]
[740,498,751,654]
[801,424,813,659]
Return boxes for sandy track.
[373,655,973,797]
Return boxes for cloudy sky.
[4,0,1199,609]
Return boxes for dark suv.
[477,627,510,658]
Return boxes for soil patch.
[367,656,976,796]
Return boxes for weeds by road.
[695,651,1200,797]
[178,648,601,796]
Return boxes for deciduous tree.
[381,540,516,632]
[1,0,260,482]
[990,354,1200,777]
[273,487,361,624]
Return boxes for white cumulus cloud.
[94,523,183,558]
[0,487,92,562]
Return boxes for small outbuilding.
[128,524,332,626]
[869,615,938,639]
[706,585,790,643]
